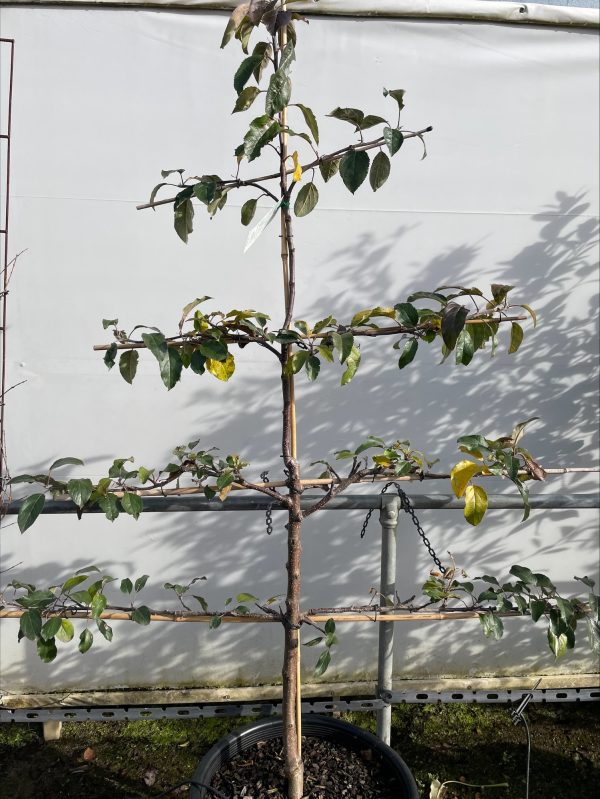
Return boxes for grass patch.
[0,703,598,798]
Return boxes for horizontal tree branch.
[135,126,434,211]
[92,315,527,352]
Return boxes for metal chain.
[260,470,273,535]
[359,481,446,574]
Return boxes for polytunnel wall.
[0,1,598,699]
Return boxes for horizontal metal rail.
[5,492,599,515]
[1,688,598,723]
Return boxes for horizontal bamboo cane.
[69,467,600,500]
[0,609,523,624]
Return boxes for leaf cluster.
[6,567,152,663]
[421,563,598,659]
[450,418,546,525]
[11,443,249,532]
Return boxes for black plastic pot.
[189,714,419,798]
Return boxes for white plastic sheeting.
[0,6,598,695]
[2,1,599,27]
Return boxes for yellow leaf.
[450,460,484,498]
[206,353,235,381]
[373,455,392,467]
[458,446,484,460]
[519,303,537,328]
[292,151,302,182]
[219,483,233,501]
[464,484,488,526]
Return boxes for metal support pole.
[376,493,400,743]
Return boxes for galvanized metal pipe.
[4,492,599,515]
[376,493,400,743]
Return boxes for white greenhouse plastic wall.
[0,1,598,697]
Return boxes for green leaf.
[98,493,120,521]
[314,649,331,677]
[198,338,228,362]
[319,158,339,183]
[91,593,107,619]
[142,332,183,390]
[265,68,291,116]
[383,87,405,112]
[62,574,88,593]
[206,353,236,382]
[304,636,323,647]
[479,612,504,640]
[547,627,568,658]
[510,565,536,585]
[530,601,546,622]
[67,479,93,509]
[294,103,319,144]
[325,618,336,635]
[455,327,475,366]
[96,619,113,641]
[118,350,139,384]
[305,355,320,381]
[79,628,93,653]
[487,283,514,308]
[359,114,387,131]
[52,618,74,644]
[104,343,117,370]
[383,127,404,156]
[134,574,149,593]
[209,615,222,629]
[334,450,355,460]
[17,494,45,533]
[102,318,118,329]
[369,151,390,191]
[234,54,263,95]
[241,198,258,226]
[243,115,281,161]
[49,457,85,471]
[464,484,488,526]
[120,578,133,595]
[394,302,419,327]
[120,492,143,520]
[236,593,258,603]
[441,303,469,351]
[294,182,319,217]
[327,107,364,129]
[331,332,354,364]
[407,290,447,305]
[397,339,418,369]
[508,322,524,354]
[339,150,370,194]
[20,610,42,641]
[341,345,361,385]
[174,198,194,244]
[190,350,206,375]
[233,85,261,113]
[285,350,309,376]
[37,637,58,663]
[131,605,151,626]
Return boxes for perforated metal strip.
[1,688,597,723]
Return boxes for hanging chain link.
[260,471,273,535]
[359,481,445,574]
